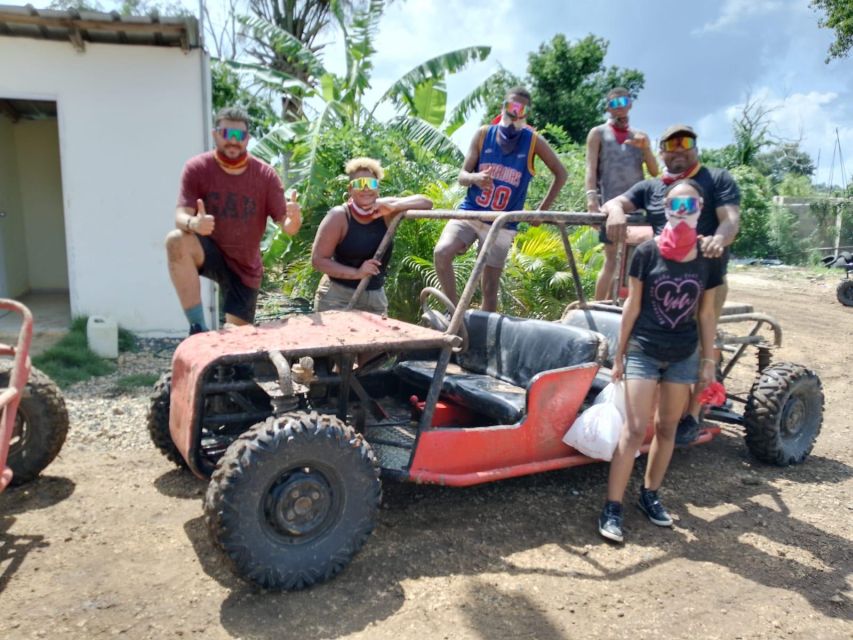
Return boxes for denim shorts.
[624,339,700,384]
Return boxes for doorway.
[0,98,70,342]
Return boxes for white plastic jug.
[87,316,118,359]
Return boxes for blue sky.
[10,0,852,186]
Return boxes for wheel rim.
[780,395,806,438]
[8,409,29,457]
[262,466,338,541]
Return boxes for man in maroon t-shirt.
[165,107,301,333]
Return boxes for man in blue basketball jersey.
[434,87,567,312]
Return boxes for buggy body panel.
[169,310,453,478]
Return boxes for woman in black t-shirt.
[598,179,722,544]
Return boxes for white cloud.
[696,0,786,34]
[697,89,853,186]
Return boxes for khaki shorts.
[438,219,517,268]
[314,275,388,315]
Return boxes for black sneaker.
[189,323,205,336]
[675,414,700,447]
[598,501,624,543]
[637,487,673,527]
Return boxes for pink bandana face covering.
[658,201,700,261]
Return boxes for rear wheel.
[744,363,823,466]
[146,372,187,468]
[1,364,69,485]
[204,411,381,590]
[836,279,853,306]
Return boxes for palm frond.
[386,116,464,163]
[443,68,507,136]
[239,16,326,81]
[376,45,491,114]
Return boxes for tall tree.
[525,34,644,142]
[755,142,817,186]
[812,0,853,61]
[243,0,366,118]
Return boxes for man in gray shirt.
[585,87,659,300]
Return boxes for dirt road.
[1,266,851,639]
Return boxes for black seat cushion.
[458,311,602,387]
[562,308,622,369]
[394,360,526,424]
[395,311,603,424]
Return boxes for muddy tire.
[744,363,823,466]
[146,372,186,468]
[836,279,853,306]
[0,363,68,485]
[204,411,381,590]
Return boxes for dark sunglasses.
[217,127,248,142]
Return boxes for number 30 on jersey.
[475,185,512,210]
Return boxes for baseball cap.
[660,124,697,141]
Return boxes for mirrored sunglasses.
[503,100,529,120]
[665,196,701,214]
[218,127,248,142]
[349,177,380,191]
[661,136,696,152]
[607,95,631,109]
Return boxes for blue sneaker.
[638,487,673,527]
[675,414,701,447]
[598,501,624,543]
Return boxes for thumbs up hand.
[192,198,216,236]
[285,189,302,229]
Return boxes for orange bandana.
[214,150,249,173]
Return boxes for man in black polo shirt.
[600,124,741,443]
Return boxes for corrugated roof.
[0,4,200,52]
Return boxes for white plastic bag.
[562,381,626,461]
[593,381,626,417]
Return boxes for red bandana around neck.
[657,221,697,261]
[214,150,249,171]
[609,120,630,144]
[661,162,701,185]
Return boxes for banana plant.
[231,1,493,187]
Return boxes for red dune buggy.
[0,299,69,493]
[148,211,823,590]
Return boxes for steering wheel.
[419,287,468,353]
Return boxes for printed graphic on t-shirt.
[205,191,258,221]
[651,274,701,329]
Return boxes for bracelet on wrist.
[701,358,716,365]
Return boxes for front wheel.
[836,279,853,306]
[743,363,823,466]
[1,364,69,485]
[146,372,187,468]
[204,411,381,590]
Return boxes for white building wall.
[0,38,211,335]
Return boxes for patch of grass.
[32,317,139,389]
[112,372,159,393]
[119,327,138,353]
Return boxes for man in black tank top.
[311,157,432,314]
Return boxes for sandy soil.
[1,265,851,640]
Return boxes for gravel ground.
[62,340,178,452]
[1,266,851,640]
